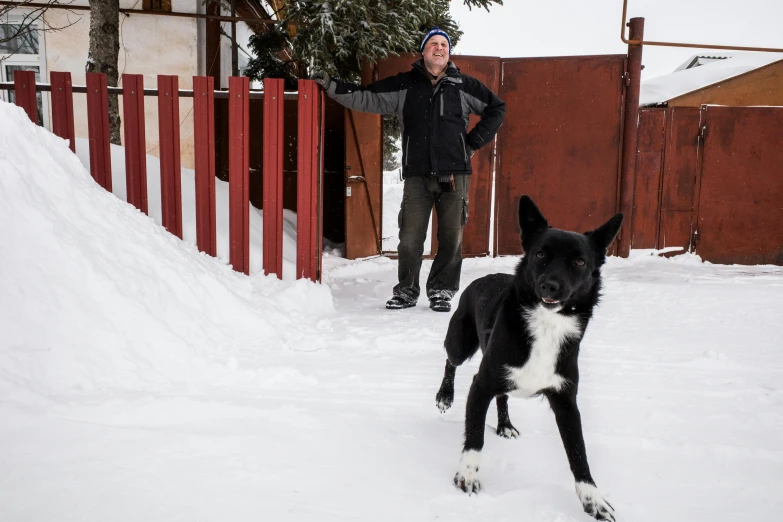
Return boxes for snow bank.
[0,101,334,399]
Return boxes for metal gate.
[360,53,499,259]
[694,106,783,265]
[631,107,701,252]
[344,109,383,260]
[345,53,629,260]
[494,55,627,255]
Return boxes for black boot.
[386,295,416,310]
[429,297,451,312]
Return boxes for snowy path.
[3,254,783,522]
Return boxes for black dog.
[436,195,622,521]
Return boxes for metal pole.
[620,0,783,53]
[231,0,239,77]
[617,17,644,258]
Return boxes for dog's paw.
[576,482,615,522]
[453,471,481,494]
[435,390,454,413]
[453,450,481,494]
[496,423,519,439]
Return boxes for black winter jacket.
[325,60,506,177]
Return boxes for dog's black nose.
[539,280,560,295]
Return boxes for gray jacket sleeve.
[325,74,403,115]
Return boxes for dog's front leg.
[548,392,616,522]
[454,377,494,494]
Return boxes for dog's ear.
[518,195,549,249]
[586,213,624,252]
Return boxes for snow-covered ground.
[2,100,783,521]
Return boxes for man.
[313,28,505,312]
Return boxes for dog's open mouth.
[541,297,562,310]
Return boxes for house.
[640,51,783,107]
[0,0,271,169]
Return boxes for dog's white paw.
[496,424,519,439]
[453,450,481,494]
[436,397,452,413]
[576,482,616,522]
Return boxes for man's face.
[422,35,449,72]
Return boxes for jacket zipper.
[459,134,467,164]
[440,93,444,117]
[405,136,410,166]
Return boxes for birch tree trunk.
[86,0,121,145]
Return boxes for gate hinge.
[699,125,708,139]
[622,72,631,87]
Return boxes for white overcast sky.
[449,0,783,79]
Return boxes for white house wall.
[43,1,200,169]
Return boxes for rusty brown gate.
[632,105,783,265]
[693,106,783,265]
[631,107,701,252]
[344,53,629,260]
[344,54,500,259]
[494,55,627,255]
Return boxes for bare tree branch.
[1,1,81,60]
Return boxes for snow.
[640,51,783,106]
[2,99,783,521]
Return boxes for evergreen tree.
[245,0,502,169]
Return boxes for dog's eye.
[574,258,585,267]
[535,251,546,259]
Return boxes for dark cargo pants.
[393,175,469,302]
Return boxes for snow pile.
[0,100,333,399]
[640,51,783,106]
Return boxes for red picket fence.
[7,71,325,281]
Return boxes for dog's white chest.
[506,305,581,397]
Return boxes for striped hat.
[420,27,451,54]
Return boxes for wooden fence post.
[122,74,148,214]
[193,76,217,257]
[86,72,112,191]
[50,72,75,153]
[228,76,250,275]
[296,80,324,282]
[263,78,284,278]
[157,75,183,238]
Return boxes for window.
[0,20,49,128]
[143,0,173,12]
[0,23,39,54]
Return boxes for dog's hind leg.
[436,361,456,412]
[495,394,520,438]
[443,308,480,367]
[437,310,480,413]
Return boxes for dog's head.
[517,195,623,311]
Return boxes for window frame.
[0,14,50,130]
[143,0,173,12]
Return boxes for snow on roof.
[640,52,783,106]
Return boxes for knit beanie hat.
[420,27,451,54]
